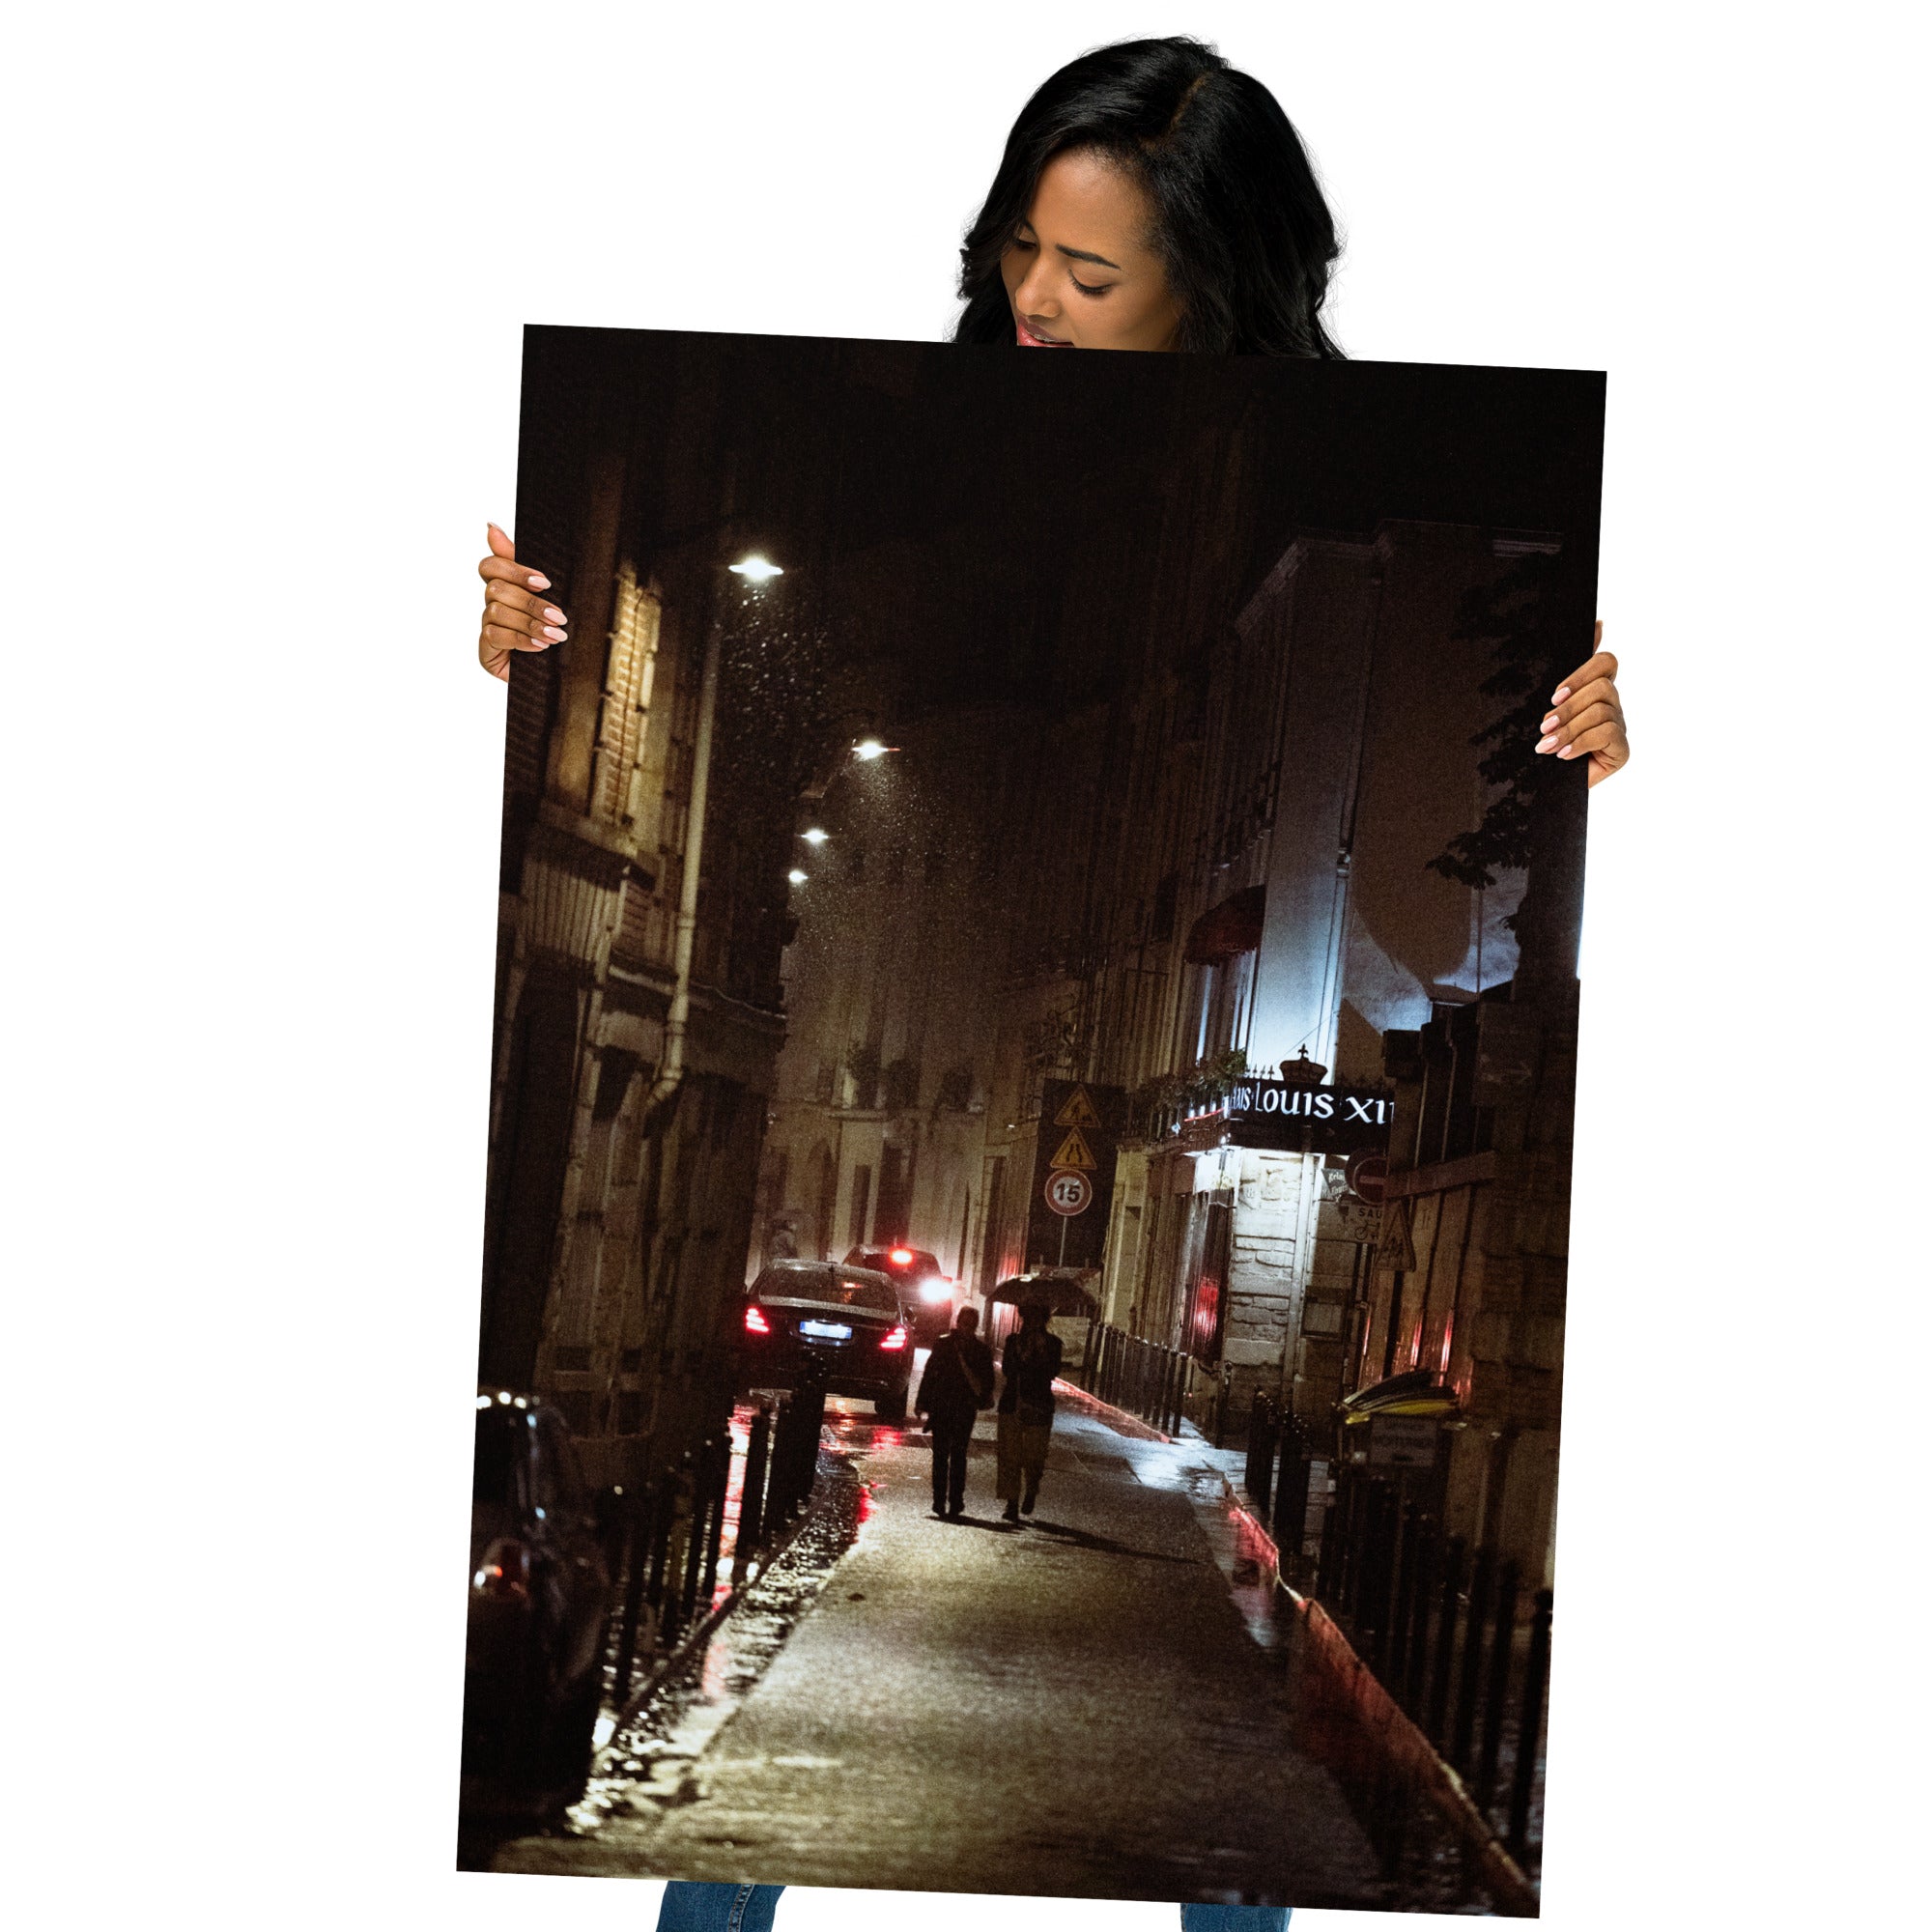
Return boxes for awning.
[1183,885,1265,964]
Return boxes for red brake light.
[744,1305,772,1335]
[889,1247,914,1266]
[880,1324,909,1351]
[472,1537,531,1600]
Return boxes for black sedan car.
[842,1243,957,1346]
[738,1260,913,1419]
[463,1389,611,1810]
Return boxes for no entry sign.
[1043,1168,1094,1217]
[1346,1151,1388,1205]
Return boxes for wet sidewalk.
[491,1395,1386,1909]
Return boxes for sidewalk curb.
[1052,1376,1182,1443]
[1217,1475,1542,1918]
[601,1440,840,1741]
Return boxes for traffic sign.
[1377,1199,1417,1271]
[1054,1087,1101,1127]
[1047,1126,1097,1171]
[1042,1168,1094,1216]
[1346,1151,1388,1205]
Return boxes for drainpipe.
[647,608,724,1116]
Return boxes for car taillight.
[918,1276,951,1303]
[889,1247,914,1266]
[472,1537,531,1600]
[880,1324,909,1351]
[744,1305,772,1335]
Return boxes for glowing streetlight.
[787,868,809,885]
[853,738,890,761]
[728,554,784,582]
[801,828,829,845]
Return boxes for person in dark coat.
[914,1305,995,1519]
[996,1300,1065,1523]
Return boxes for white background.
[5,4,1923,1929]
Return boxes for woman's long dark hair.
[952,37,1343,358]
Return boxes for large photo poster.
[462,327,1603,1916]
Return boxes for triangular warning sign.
[1048,1126,1097,1171]
[1377,1200,1417,1272]
[1053,1087,1101,1128]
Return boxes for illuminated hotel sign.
[1184,1081,1395,1157]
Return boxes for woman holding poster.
[470,32,1626,1932]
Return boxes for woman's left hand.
[1536,621,1629,787]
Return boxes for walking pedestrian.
[914,1305,995,1518]
[996,1300,1064,1524]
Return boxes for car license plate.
[798,1320,853,1343]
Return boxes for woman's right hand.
[477,523,569,682]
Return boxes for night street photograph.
[460,327,1604,1916]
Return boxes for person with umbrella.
[996,1298,1065,1524]
[914,1305,995,1519]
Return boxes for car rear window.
[753,1266,900,1314]
[852,1248,940,1274]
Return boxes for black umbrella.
[988,1274,1098,1318]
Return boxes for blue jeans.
[655,1884,1289,1932]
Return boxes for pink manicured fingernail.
[1550,685,1571,705]
[1535,733,1559,753]
[542,625,566,641]
[542,606,565,622]
[1540,713,1558,732]
[526,572,551,589]
[1556,744,1577,758]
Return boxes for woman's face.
[1000,148,1182,352]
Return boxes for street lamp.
[787,868,809,885]
[729,554,784,582]
[801,827,829,846]
[853,738,895,761]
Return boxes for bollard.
[644,1472,674,1622]
[1381,1499,1420,1678]
[1246,1388,1278,1511]
[1451,1545,1496,1773]
[735,1403,773,1577]
[1426,1536,1466,1744]
[1337,1469,1366,1616]
[1401,1514,1438,1712]
[609,1478,653,1712]
[1475,1556,1521,1816]
[1507,1588,1553,1856]
[1391,1499,1422,1685]
[769,1394,798,1520]
[657,1455,697,1648]
[1271,1415,1311,1570]
[675,1449,708,1634]
[1314,1469,1344,1601]
[699,1433,729,1607]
